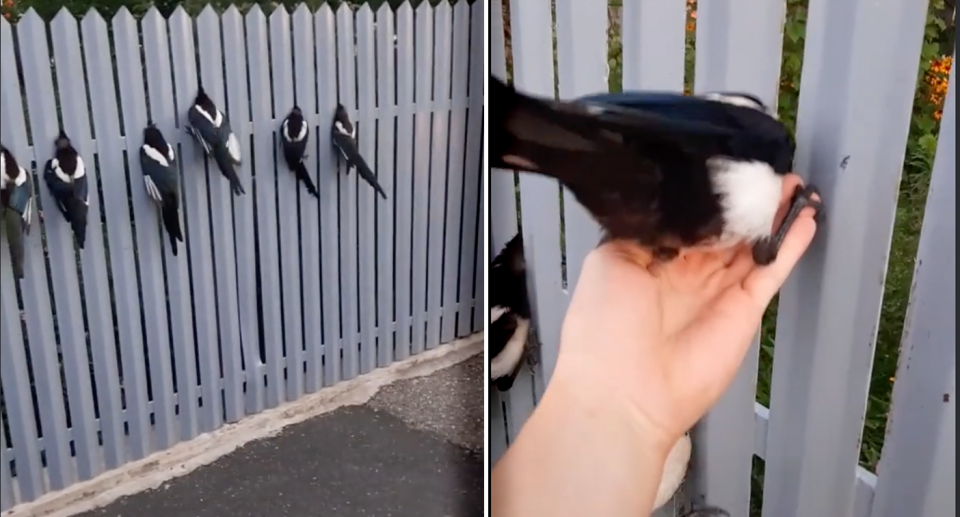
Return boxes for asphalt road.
[75,355,485,517]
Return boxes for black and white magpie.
[43,129,88,249]
[490,76,821,265]
[1,144,34,279]
[331,104,387,199]
[185,85,245,196]
[280,106,319,198]
[140,122,184,255]
[489,233,531,392]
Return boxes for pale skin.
[490,174,819,517]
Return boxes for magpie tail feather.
[294,161,319,198]
[354,157,387,199]
[160,196,183,256]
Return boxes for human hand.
[551,173,819,452]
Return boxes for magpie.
[1,144,34,279]
[185,85,245,196]
[43,129,88,249]
[140,122,184,255]
[490,76,821,265]
[331,104,387,199]
[280,106,319,198]
[489,233,531,392]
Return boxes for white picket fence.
[489,1,955,517]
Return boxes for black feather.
[281,106,319,198]
[489,233,531,392]
[490,76,819,264]
[43,130,88,249]
[331,104,388,199]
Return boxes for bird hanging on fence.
[489,233,532,392]
[280,106,319,198]
[185,85,246,196]
[0,144,34,279]
[489,76,821,266]
[140,122,185,256]
[43,129,89,249]
[331,104,388,199]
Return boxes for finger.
[742,205,818,305]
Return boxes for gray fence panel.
[554,0,603,291]
[457,0,484,337]
[244,5,285,408]
[0,411,13,510]
[621,0,686,90]
[508,0,557,430]
[169,7,223,433]
[686,2,787,514]
[49,10,109,482]
[141,7,200,441]
[269,6,306,400]
[316,5,343,387]
[764,0,930,515]
[292,4,324,392]
[870,65,956,517]
[393,2,416,361]
[336,5,361,380]
[222,6,265,412]
[439,1,469,343]
[18,10,80,489]
[409,2,433,356]
[425,2,452,350]
[109,8,178,453]
[197,5,245,424]
[356,5,379,375]
[375,4,398,368]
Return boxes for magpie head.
[291,105,302,116]
[194,86,211,106]
[334,103,349,123]
[55,129,72,150]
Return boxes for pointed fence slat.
[196,6,245,425]
[222,5,265,413]
[409,2,433,356]
[356,5,379,375]
[292,3,324,392]
[140,6,200,441]
[315,5,343,388]
[245,6,285,409]
[393,2,416,361]
[1,3,484,507]
[375,4,397,368]
[18,10,80,490]
[621,0,686,90]
[269,6,306,401]
[90,8,161,462]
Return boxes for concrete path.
[75,355,485,517]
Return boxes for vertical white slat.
[621,0,687,91]
[244,5,285,408]
[222,5,264,412]
[439,1,469,343]
[870,65,955,517]
[269,5,305,401]
[107,8,176,454]
[456,0,484,337]
[0,411,14,509]
[335,4,361,380]
[764,0,930,515]
[393,2,416,361]
[0,17,45,502]
[685,2,787,514]
[169,6,222,433]
[489,391,509,466]
[197,5,244,424]
[316,5,343,387]
[19,9,84,489]
[375,4,397,367]
[141,6,200,441]
[409,1,433,356]
[507,0,557,434]
[425,1,452,350]
[554,0,604,314]
[355,5,378,374]
[292,3,323,392]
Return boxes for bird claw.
[752,183,821,265]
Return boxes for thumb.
[742,209,819,306]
